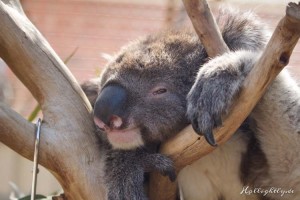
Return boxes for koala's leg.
[250,70,300,199]
[187,50,259,145]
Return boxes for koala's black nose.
[94,84,127,127]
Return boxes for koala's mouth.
[94,117,144,149]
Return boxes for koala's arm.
[187,50,300,197]
[187,50,259,145]
[105,149,175,200]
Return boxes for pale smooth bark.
[0,0,106,199]
[182,0,230,57]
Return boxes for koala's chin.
[106,127,144,150]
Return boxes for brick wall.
[22,0,169,82]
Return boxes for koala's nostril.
[94,115,123,131]
[109,115,123,129]
[94,116,108,131]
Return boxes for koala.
[82,8,300,200]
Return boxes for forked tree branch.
[149,1,300,199]
[0,1,106,199]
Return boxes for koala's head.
[88,31,206,150]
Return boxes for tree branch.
[0,1,107,199]
[0,103,35,160]
[2,0,25,15]
[149,1,300,200]
[0,0,91,117]
[182,0,229,57]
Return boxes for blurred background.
[0,0,299,198]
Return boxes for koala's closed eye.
[151,86,168,96]
[153,88,167,95]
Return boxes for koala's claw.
[191,115,218,146]
[192,118,201,133]
[155,157,177,182]
[203,130,218,147]
[161,167,177,182]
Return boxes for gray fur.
[82,8,300,200]
[187,50,259,140]
[104,148,175,200]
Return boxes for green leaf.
[27,104,41,122]
[63,47,78,64]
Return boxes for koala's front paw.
[187,51,255,146]
[161,164,176,182]
[143,153,176,182]
[154,154,176,182]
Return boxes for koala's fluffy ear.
[81,78,100,107]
